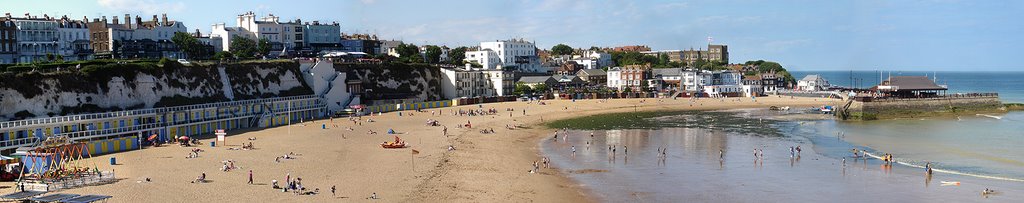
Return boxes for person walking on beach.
[720,149,724,160]
[796,146,802,156]
[332,185,336,197]
[248,170,254,184]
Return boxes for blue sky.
[7,0,1023,71]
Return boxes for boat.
[380,136,406,148]
[819,106,833,114]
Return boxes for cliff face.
[0,61,312,121]
[340,63,442,102]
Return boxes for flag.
[411,149,420,154]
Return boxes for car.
[177,59,191,65]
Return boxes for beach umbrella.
[148,134,158,141]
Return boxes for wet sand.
[0,96,832,202]
[542,117,1024,202]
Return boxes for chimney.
[124,14,130,25]
[112,16,118,24]
[151,15,157,24]
[102,16,108,23]
[161,14,167,25]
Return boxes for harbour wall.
[846,96,1004,120]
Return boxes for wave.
[860,151,1024,182]
[976,114,1003,120]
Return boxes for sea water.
[790,71,1024,103]
[542,110,1024,202]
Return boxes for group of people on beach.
[186,148,204,159]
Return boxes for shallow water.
[541,110,1024,202]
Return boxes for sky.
[6,0,1024,71]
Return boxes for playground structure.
[16,136,115,192]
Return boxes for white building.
[606,67,623,89]
[702,71,743,97]
[570,51,612,70]
[56,16,92,62]
[681,70,712,92]
[797,75,830,91]
[464,49,499,68]
[482,69,514,96]
[10,14,59,63]
[439,67,496,99]
[210,23,252,52]
[465,39,540,72]
[214,11,339,54]
[440,67,514,99]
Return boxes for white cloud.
[97,0,185,14]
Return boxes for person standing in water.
[571,146,576,156]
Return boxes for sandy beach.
[0,96,834,202]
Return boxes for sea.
[542,72,1024,201]
[790,71,1024,103]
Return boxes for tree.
[172,32,205,59]
[551,44,573,55]
[256,38,272,56]
[230,35,257,59]
[658,53,670,65]
[513,82,533,96]
[533,83,549,93]
[395,43,422,63]
[589,46,601,51]
[424,45,443,64]
[213,51,234,60]
[449,46,467,65]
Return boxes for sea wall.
[0,61,312,121]
[846,96,1004,120]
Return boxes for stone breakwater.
[845,96,1004,120]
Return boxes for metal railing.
[1,95,321,129]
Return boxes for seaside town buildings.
[88,14,187,59]
[606,64,652,91]
[439,67,515,99]
[464,38,541,72]
[212,11,344,55]
[576,69,607,86]
[797,74,831,91]
[0,17,17,64]
[6,14,61,63]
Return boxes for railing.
[854,93,999,102]
[0,96,326,149]
[0,137,39,150]
[0,95,320,129]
